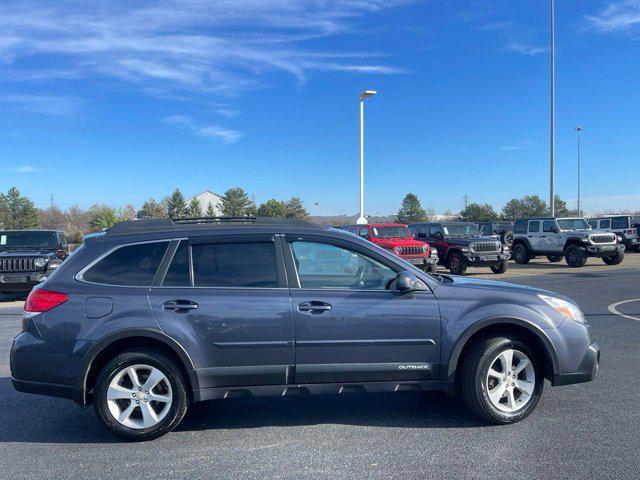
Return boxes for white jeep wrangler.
[511,217,625,267]
[589,215,640,253]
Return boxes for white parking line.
[607,298,640,322]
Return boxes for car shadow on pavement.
[0,378,487,443]
[178,391,488,433]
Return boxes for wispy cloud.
[504,42,548,56]
[0,94,82,116]
[163,115,244,144]
[586,0,640,33]
[8,165,42,173]
[500,139,532,152]
[0,0,413,99]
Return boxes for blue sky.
[1,0,639,216]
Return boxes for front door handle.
[164,300,198,312]
[298,301,332,314]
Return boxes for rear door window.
[528,221,540,233]
[191,242,279,288]
[543,220,556,233]
[82,241,169,286]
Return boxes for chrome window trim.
[74,239,172,287]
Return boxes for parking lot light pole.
[356,90,377,225]
[550,0,555,217]
[575,126,583,216]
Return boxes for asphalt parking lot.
[1,258,639,479]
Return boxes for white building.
[188,191,223,216]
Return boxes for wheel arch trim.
[445,316,560,382]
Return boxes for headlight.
[616,235,623,243]
[394,246,402,254]
[538,295,587,324]
[34,258,47,268]
[422,245,428,253]
[46,259,62,271]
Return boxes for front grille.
[397,246,424,256]
[471,242,501,253]
[590,234,615,244]
[0,257,39,272]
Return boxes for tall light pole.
[549,0,555,216]
[575,126,583,216]
[356,90,377,225]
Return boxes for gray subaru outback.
[10,218,600,441]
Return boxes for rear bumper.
[552,342,600,386]
[11,377,85,404]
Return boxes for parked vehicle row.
[10,217,600,441]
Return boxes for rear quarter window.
[81,241,169,286]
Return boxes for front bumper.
[402,254,439,267]
[462,252,510,266]
[553,342,600,386]
[0,272,46,292]
[584,244,624,257]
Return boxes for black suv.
[477,221,514,247]
[11,218,598,441]
[0,230,69,294]
[408,222,510,275]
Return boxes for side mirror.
[433,232,443,239]
[552,227,559,233]
[396,270,428,292]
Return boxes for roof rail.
[106,216,321,235]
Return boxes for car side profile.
[511,217,624,267]
[11,218,599,441]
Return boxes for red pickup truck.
[342,223,439,273]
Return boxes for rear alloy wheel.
[94,350,188,441]
[511,243,530,264]
[546,255,564,263]
[460,336,543,424]
[490,261,508,274]
[448,253,467,275]
[603,249,624,265]
[565,246,587,267]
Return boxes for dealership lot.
[1,263,639,479]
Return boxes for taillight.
[25,289,68,313]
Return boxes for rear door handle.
[164,300,198,312]
[298,301,332,314]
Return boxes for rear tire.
[603,250,624,265]
[501,231,514,247]
[512,243,530,264]
[94,349,189,442]
[565,246,587,267]
[448,253,467,275]
[546,255,564,263]
[459,336,543,424]
[490,261,508,274]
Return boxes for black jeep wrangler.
[408,222,510,275]
[477,221,514,247]
[0,230,69,294]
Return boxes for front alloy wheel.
[512,244,530,264]
[486,349,535,413]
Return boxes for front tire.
[546,255,564,263]
[460,336,543,424]
[511,243,530,264]
[490,261,508,274]
[565,246,587,267]
[94,349,189,441]
[448,253,467,275]
[603,249,624,265]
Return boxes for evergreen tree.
[88,204,118,231]
[0,187,39,229]
[284,197,309,219]
[136,198,167,219]
[188,198,203,217]
[501,195,548,219]
[166,189,187,219]
[459,203,498,222]
[221,187,255,216]
[257,199,287,217]
[396,193,428,224]
[206,202,216,217]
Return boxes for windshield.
[442,224,481,237]
[370,226,411,239]
[557,219,591,231]
[0,231,58,250]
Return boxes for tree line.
[0,186,309,243]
